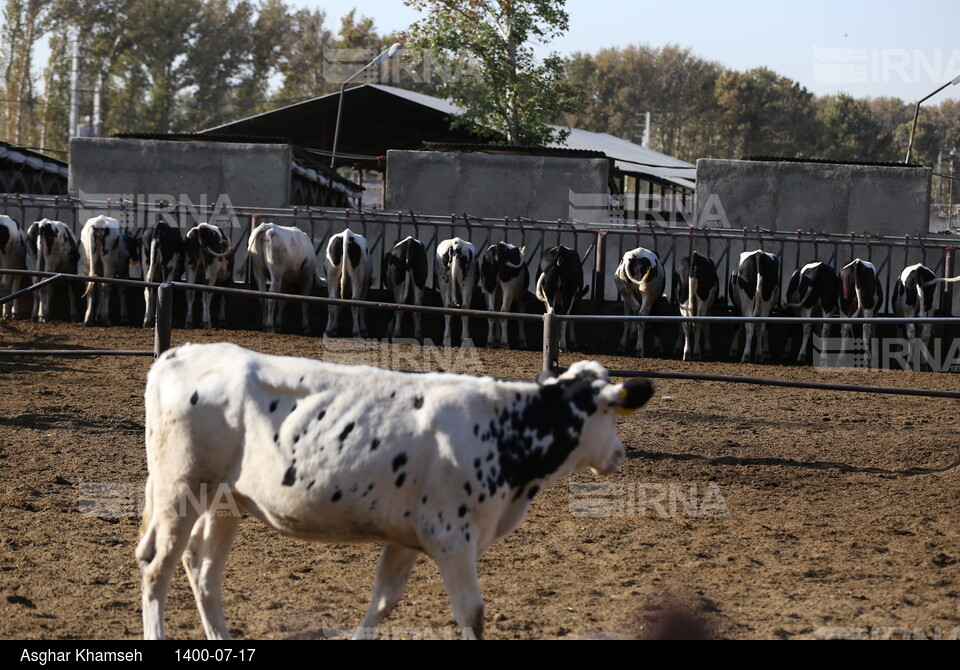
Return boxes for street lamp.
[905,73,960,164]
[328,42,404,181]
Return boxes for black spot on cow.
[390,391,396,398]
[273,433,278,443]
[362,483,374,497]
[339,422,354,441]
[404,510,411,517]
[299,376,304,383]
[307,480,315,490]
[293,434,300,443]
[438,510,444,521]
[317,410,326,422]
[282,464,297,487]
[458,504,468,518]
[475,469,483,481]
[392,453,408,472]
[165,350,177,360]
[413,396,424,409]
[190,390,198,406]
[464,482,472,495]
[473,424,479,436]
[527,485,540,500]
[395,473,406,487]
[290,403,297,413]
[269,399,278,412]
[421,496,428,504]
[446,524,451,532]
[370,438,380,451]
[350,483,358,493]
[478,494,485,503]
[331,490,342,502]
[486,451,494,462]
[466,532,471,542]
[474,457,482,469]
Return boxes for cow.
[381,236,428,340]
[837,258,883,365]
[248,222,317,334]
[183,223,233,329]
[783,261,838,364]
[25,218,80,323]
[728,250,780,363]
[435,238,478,345]
[614,247,665,357]
[671,252,718,361]
[891,263,936,370]
[324,228,372,338]
[141,221,185,328]
[79,215,134,326]
[0,214,32,320]
[535,245,588,352]
[479,242,529,349]
[137,342,655,640]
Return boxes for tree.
[816,93,884,162]
[405,0,582,146]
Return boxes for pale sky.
[309,0,960,103]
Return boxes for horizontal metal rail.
[0,349,152,356]
[601,368,960,400]
[560,314,960,325]
[0,273,62,305]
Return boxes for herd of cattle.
[3,212,960,366]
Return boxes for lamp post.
[328,42,403,190]
[905,73,960,164]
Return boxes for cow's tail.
[340,231,350,301]
[398,239,412,303]
[145,235,162,283]
[922,275,960,287]
[81,228,106,299]
[784,283,815,310]
[450,243,463,307]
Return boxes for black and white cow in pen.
[137,342,655,640]
[783,262,838,364]
[0,214,31,319]
[26,218,80,323]
[382,236,428,340]
[80,215,134,326]
[141,221,185,328]
[837,258,883,364]
[615,247,665,357]
[535,245,588,352]
[480,242,529,349]
[892,263,937,370]
[248,222,317,334]
[324,228,372,338]
[435,237,478,345]
[671,251,718,361]
[728,250,780,363]
[183,223,233,329]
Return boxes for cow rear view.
[248,222,316,334]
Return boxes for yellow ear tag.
[615,388,637,415]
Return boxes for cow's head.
[537,362,654,476]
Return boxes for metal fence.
[5,195,960,315]
[4,267,960,401]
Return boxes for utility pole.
[68,28,80,139]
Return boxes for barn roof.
[202,84,695,189]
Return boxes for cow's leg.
[818,321,831,366]
[413,285,424,342]
[201,283,216,329]
[485,290,498,347]
[919,322,932,371]
[324,273,339,337]
[434,548,484,640]
[143,284,155,328]
[442,312,453,346]
[83,282,96,325]
[5,274,20,319]
[863,311,874,367]
[217,291,227,328]
[117,281,129,325]
[702,322,713,359]
[98,282,111,325]
[758,322,771,362]
[137,478,202,640]
[741,319,756,363]
[798,316,814,364]
[728,324,742,359]
[265,269,280,333]
[637,294,658,357]
[354,543,420,637]
[507,293,526,349]
[300,276,313,335]
[182,510,240,640]
[618,296,639,354]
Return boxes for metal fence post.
[542,313,560,373]
[154,282,173,357]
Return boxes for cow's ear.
[535,369,557,386]
[600,378,655,415]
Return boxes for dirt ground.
[1,320,958,640]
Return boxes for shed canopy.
[202,84,695,188]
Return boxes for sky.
[307,0,960,103]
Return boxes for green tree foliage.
[405,0,583,146]
[815,93,884,162]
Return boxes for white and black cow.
[79,215,134,326]
[26,218,80,323]
[435,238,478,345]
[783,261,838,364]
[892,263,937,369]
[184,223,233,329]
[382,236,428,340]
[837,258,883,364]
[614,247,665,357]
[728,250,780,363]
[480,242,529,349]
[0,214,32,319]
[535,245,588,352]
[324,228,372,338]
[141,221,185,328]
[672,252,718,361]
[137,342,655,640]
[248,222,317,334]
